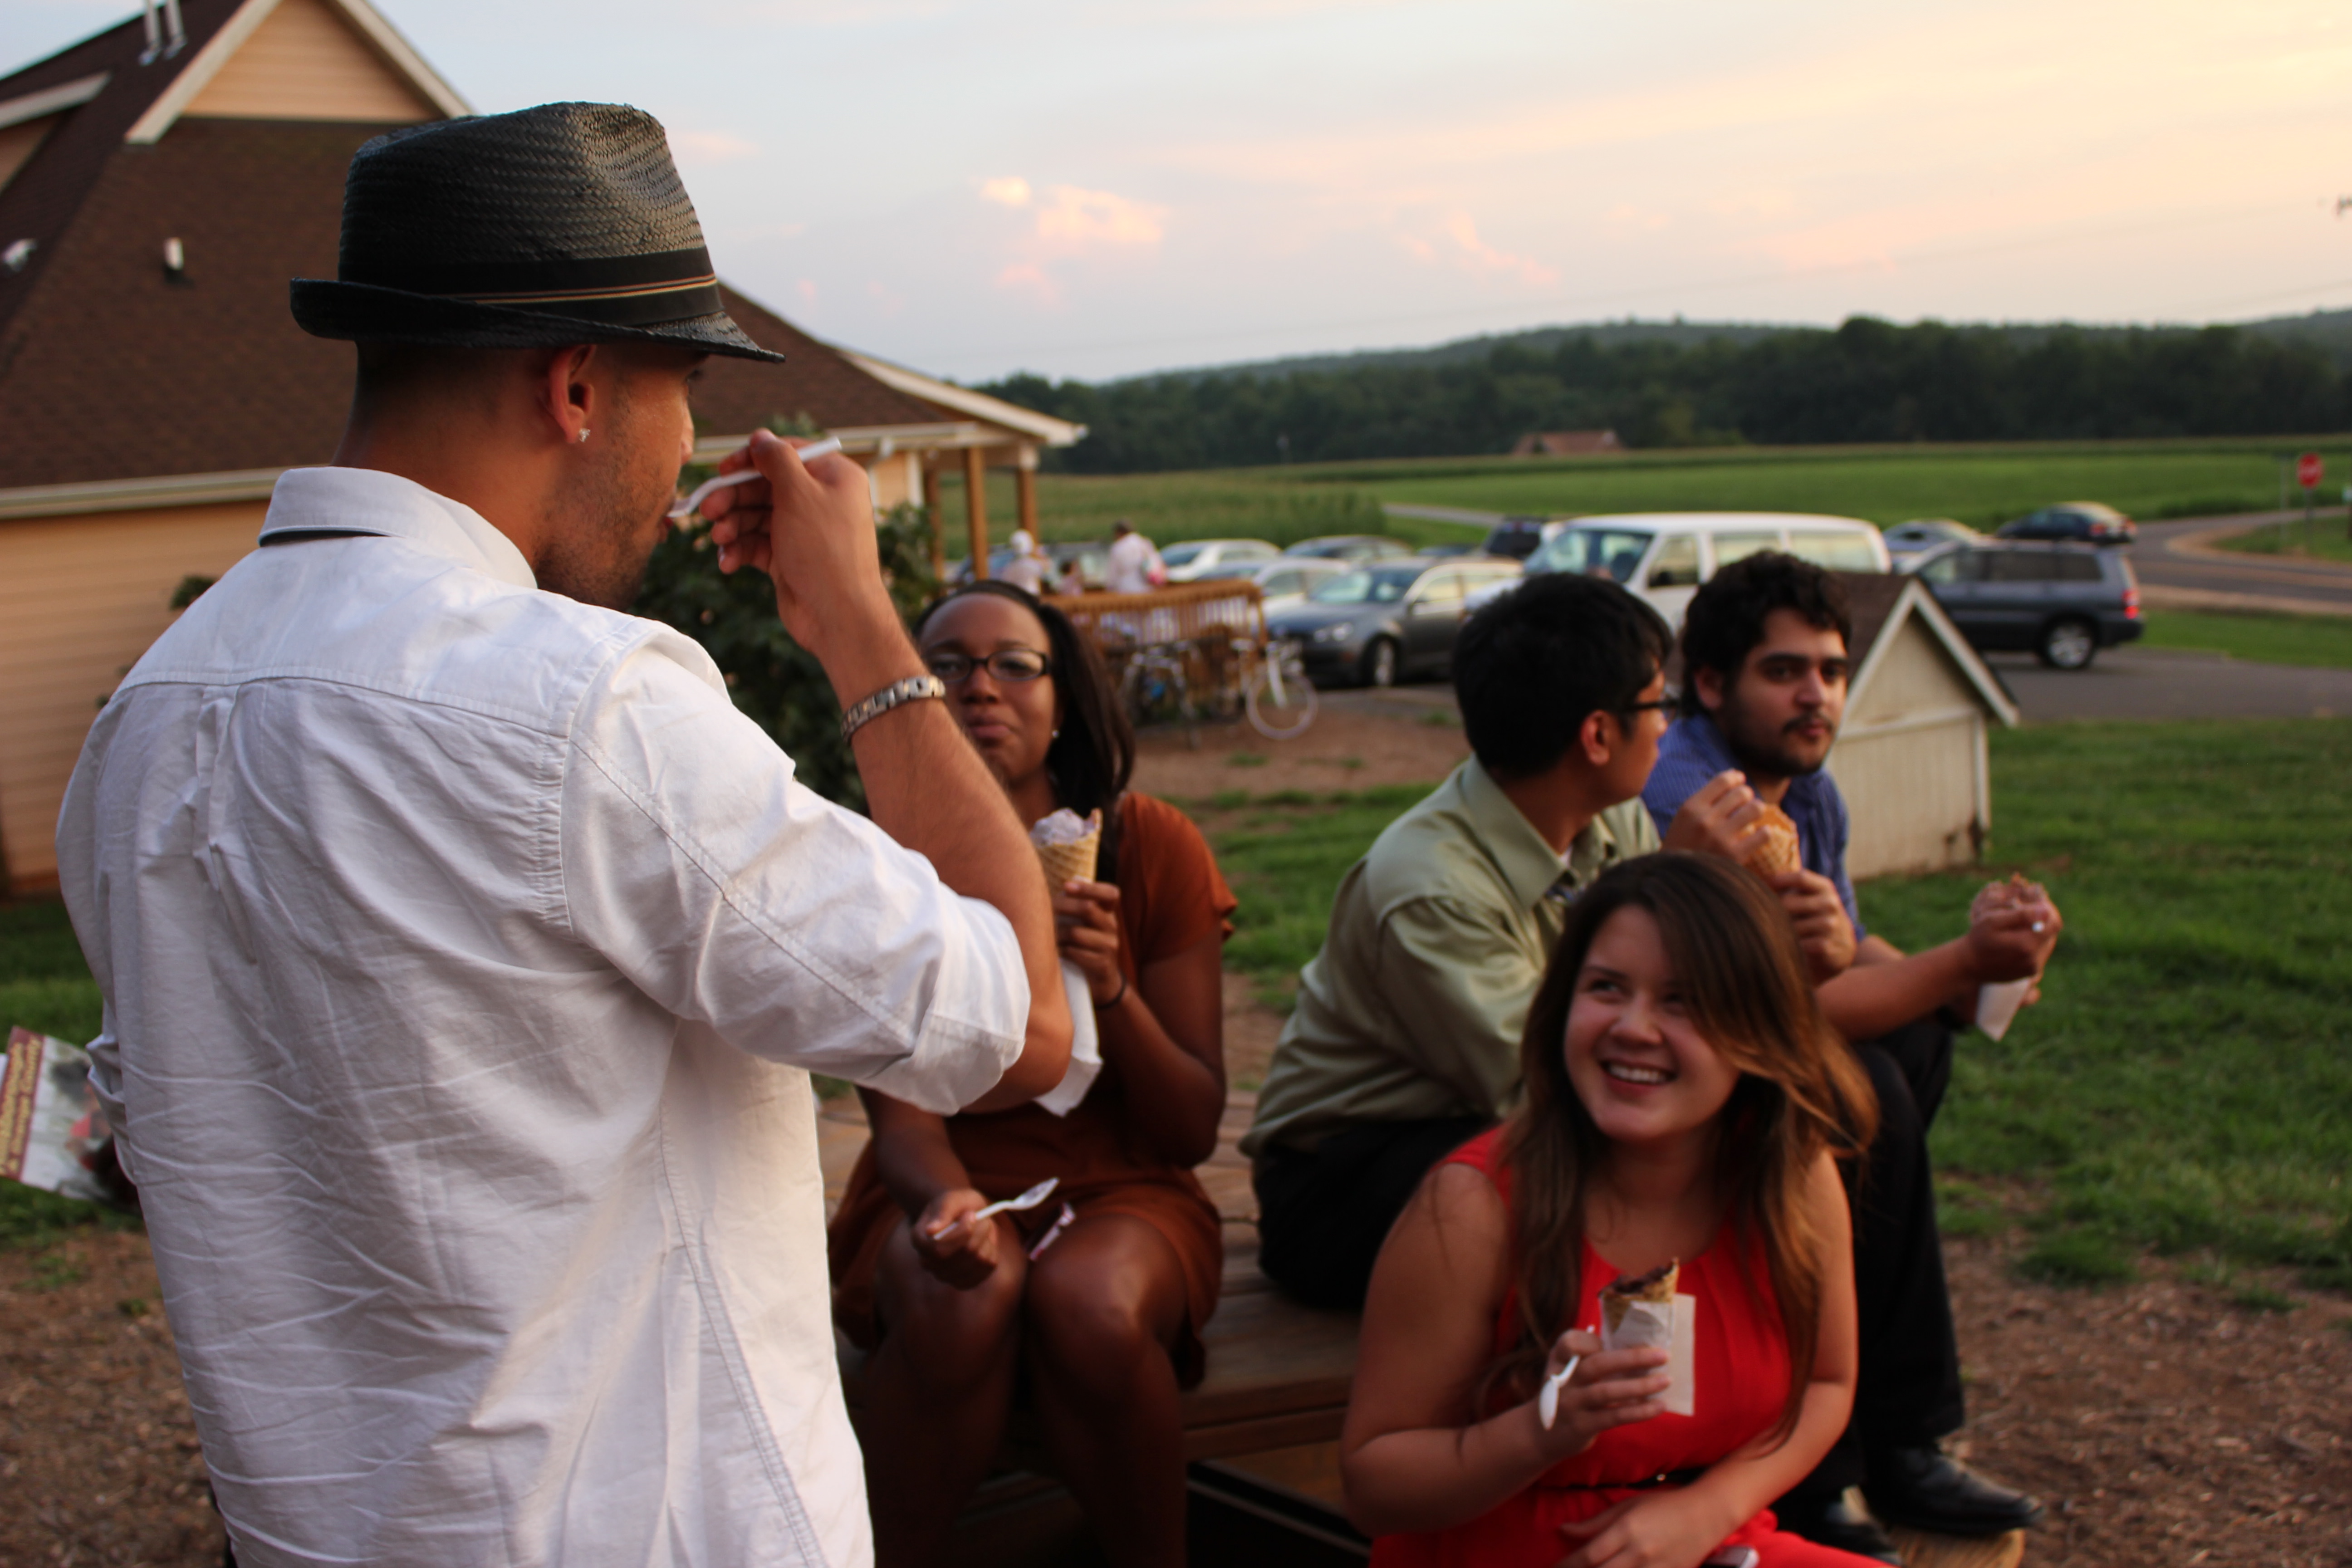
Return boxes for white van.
[1472,512,1890,625]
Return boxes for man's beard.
[537,437,666,611]
[1718,696,1835,783]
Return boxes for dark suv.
[1482,517,1548,560]
[1907,541,2142,669]
[1995,501,2137,544]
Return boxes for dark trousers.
[1253,1116,1496,1310]
[1785,1015,1967,1504]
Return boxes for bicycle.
[1120,640,1200,745]
[1236,635,1318,740]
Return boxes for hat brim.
[290,278,786,364]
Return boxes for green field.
[2139,609,2352,670]
[1205,720,2352,1290]
[937,437,2352,559]
[2216,515,2352,565]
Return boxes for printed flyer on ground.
[0,1025,122,1205]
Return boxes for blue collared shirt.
[1642,712,1864,938]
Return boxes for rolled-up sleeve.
[557,633,1028,1114]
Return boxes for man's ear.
[535,344,601,446]
[1578,709,1617,768]
[1692,664,1727,715]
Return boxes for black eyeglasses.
[925,649,1053,685]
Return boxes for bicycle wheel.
[1246,654,1318,740]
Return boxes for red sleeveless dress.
[1368,1129,1880,1568]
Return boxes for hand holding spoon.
[667,436,843,519]
[930,1177,1059,1239]
[1538,1328,1593,1431]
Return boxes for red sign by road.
[2297,452,2324,488]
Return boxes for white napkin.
[1975,978,2034,1042]
[1033,959,1103,1117]
[1602,1293,1698,1416]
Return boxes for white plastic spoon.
[931,1176,1059,1238]
[667,436,843,519]
[1538,1328,1594,1431]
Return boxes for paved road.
[1989,647,2352,721]
[2125,512,2352,617]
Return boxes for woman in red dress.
[1342,853,1884,1568]
[829,582,1234,1568]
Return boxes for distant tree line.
[979,318,2349,474]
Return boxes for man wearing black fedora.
[58,102,1069,1568]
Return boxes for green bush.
[632,500,939,810]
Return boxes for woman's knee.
[874,1225,1026,1381]
[1022,1229,1182,1388]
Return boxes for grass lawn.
[2141,609,2352,670]
[2214,515,2352,566]
[1205,719,2352,1290]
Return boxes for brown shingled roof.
[0,2,963,492]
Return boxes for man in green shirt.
[1244,574,1680,1308]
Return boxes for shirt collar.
[260,467,539,590]
[1458,757,1621,912]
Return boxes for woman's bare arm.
[1340,1163,1670,1537]
[1099,931,1226,1166]
[1056,881,1225,1166]
[859,1089,1003,1286]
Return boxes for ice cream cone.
[1033,808,1103,886]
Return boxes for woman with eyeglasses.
[828,581,1235,1568]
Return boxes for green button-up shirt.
[1239,759,1658,1159]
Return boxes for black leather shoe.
[1866,1446,2045,1537]
[1774,1493,1902,1563]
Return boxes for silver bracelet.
[839,674,946,742]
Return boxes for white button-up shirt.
[56,467,1028,1568]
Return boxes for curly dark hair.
[1454,573,1672,780]
[913,581,1134,827]
[1678,553,1853,718]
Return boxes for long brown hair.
[1493,853,1876,1441]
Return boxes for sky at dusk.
[6,0,2348,382]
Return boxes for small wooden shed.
[1826,573,2019,881]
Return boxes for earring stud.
[576,427,591,443]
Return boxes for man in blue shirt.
[1645,554,2060,1562]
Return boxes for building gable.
[181,0,441,125]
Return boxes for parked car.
[1477,511,1891,625]
[1270,557,1524,687]
[1413,542,1478,558]
[1283,534,1414,564]
[1482,517,1547,560]
[1884,519,1981,560]
[1159,537,1281,582]
[1909,540,2142,669]
[1192,557,1348,616]
[1995,502,2136,544]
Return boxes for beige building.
[0,0,1078,893]
[1827,573,2019,881]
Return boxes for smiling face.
[1563,904,1743,1148]
[917,591,1062,799]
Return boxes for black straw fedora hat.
[292,102,784,363]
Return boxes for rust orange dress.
[828,792,1237,1383]
[1371,1129,1882,1568]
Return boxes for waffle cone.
[1036,831,1100,887]
[1742,804,1802,878]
